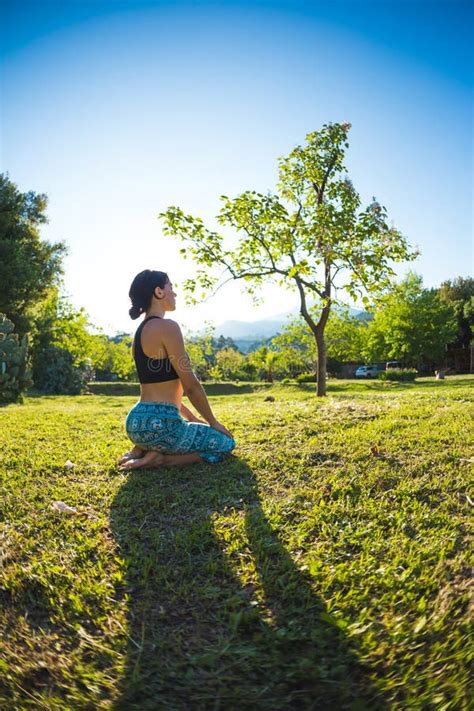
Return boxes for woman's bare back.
[135,319,184,406]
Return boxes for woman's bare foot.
[117,445,145,465]
[119,449,165,470]
[118,450,204,470]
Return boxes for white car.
[355,365,380,378]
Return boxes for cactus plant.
[0,313,33,404]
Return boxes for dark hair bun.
[129,304,143,320]
[128,269,169,319]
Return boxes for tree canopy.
[270,307,367,375]
[363,272,457,368]
[437,276,474,348]
[0,174,67,336]
[160,122,419,395]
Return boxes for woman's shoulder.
[143,317,180,329]
[156,318,181,332]
[140,318,184,358]
[143,317,182,338]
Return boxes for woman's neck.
[145,307,166,319]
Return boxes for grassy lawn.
[1,377,472,709]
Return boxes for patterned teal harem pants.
[125,401,236,464]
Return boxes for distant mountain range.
[192,305,370,352]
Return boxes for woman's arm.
[162,321,217,424]
[180,403,207,424]
[162,320,233,438]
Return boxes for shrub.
[0,313,33,404]
[378,368,417,382]
[207,364,222,381]
[296,372,317,383]
[32,346,93,394]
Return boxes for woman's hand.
[209,419,234,439]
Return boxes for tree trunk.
[315,328,327,397]
[293,273,330,397]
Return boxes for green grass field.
[1,377,472,709]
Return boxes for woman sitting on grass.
[118,269,236,470]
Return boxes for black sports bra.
[132,316,180,384]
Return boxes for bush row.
[378,368,418,382]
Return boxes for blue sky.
[1,0,472,336]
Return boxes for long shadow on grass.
[110,459,381,710]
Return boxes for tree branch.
[200,268,283,303]
[345,256,369,290]
[319,158,338,203]
[241,223,288,278]
[294,276,318,335]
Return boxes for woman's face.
[155,279,177,310]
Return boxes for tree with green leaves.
[437,276,473,348]
[30,288,95,363]
[29,288,98,393]
[92,335,136,382]
[247,345,282,382]
[363,272,457,370]
[215,334,240,352]
[159,122,418,396]
[212,347,247,381]
[0,174,67,337]
[271,306,368,377]
[182,323,217,380]
[324,309,368,363]
[269,321,315,376]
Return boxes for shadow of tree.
[110,458,382,710]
